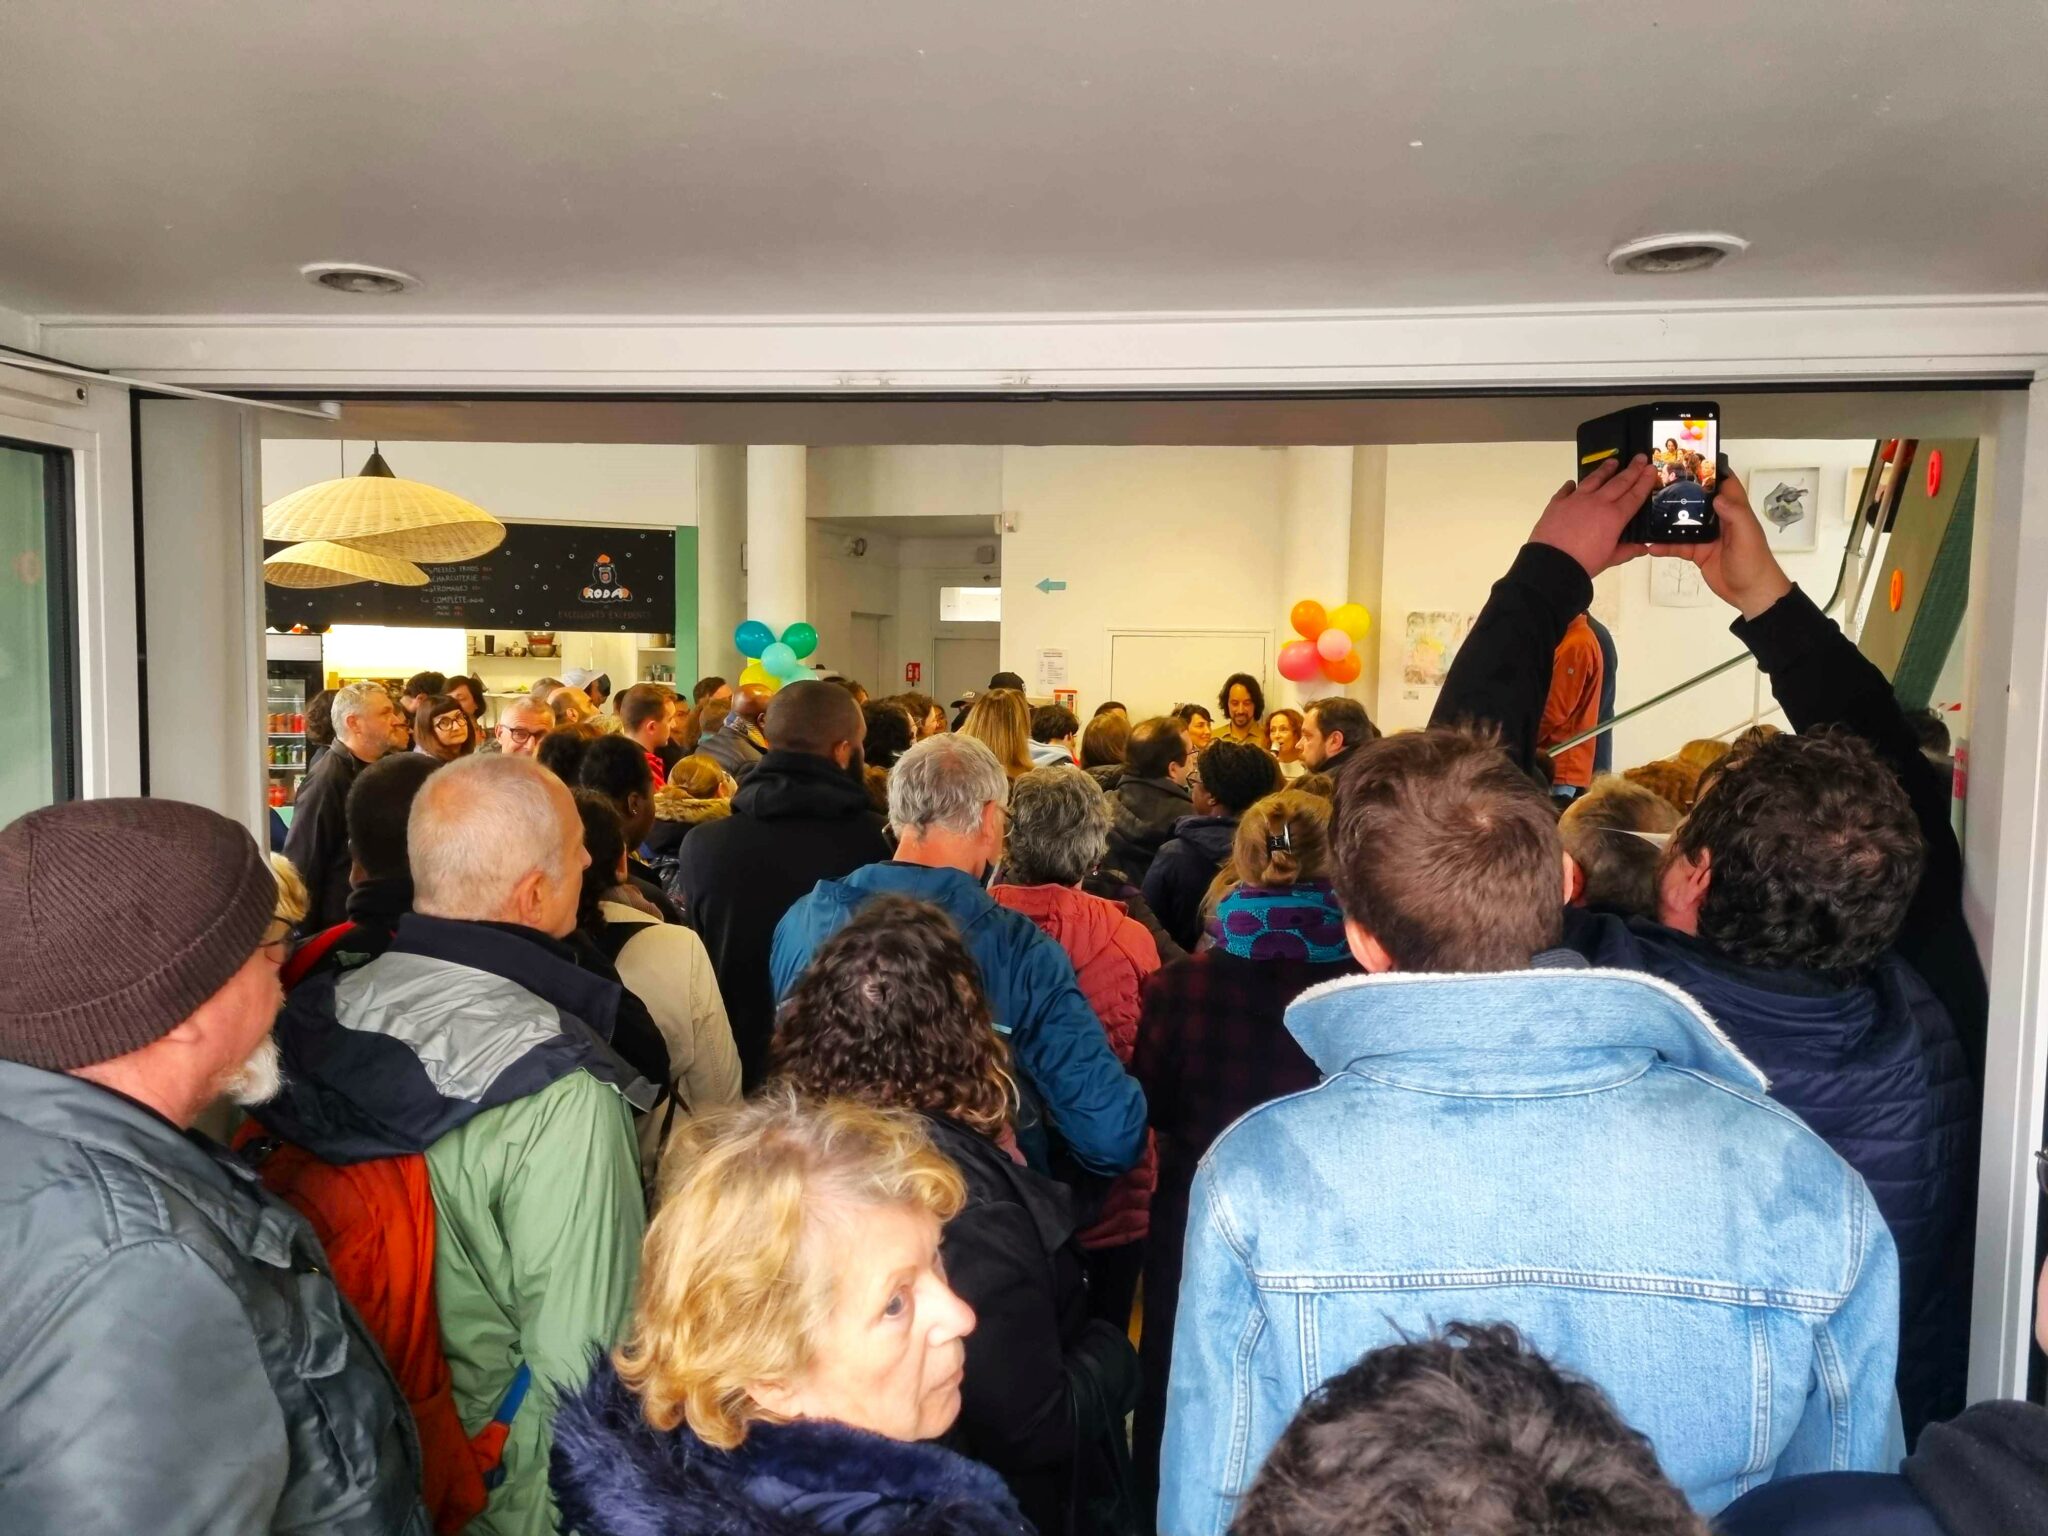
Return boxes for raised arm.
[1432,457,1659,770]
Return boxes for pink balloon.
[1316,627,1353,662]
[1277,639,1320,682]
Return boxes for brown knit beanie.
[0,798,277,1071]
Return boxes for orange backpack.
[235,1128,527,1535]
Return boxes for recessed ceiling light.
[1606,232,1749,276]
[300,261,420,296]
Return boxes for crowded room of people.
[5,6,2048,1536]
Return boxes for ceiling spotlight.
[300,261,420,295]
[1605,232,1749,276]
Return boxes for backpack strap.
[473,1362,534,1485]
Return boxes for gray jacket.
[0,1060,429,1536]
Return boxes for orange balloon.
[1290,600,1328,641]
[1320,651,1362,685]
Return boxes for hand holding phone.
[1647,472,1794,621]
[1529,456,1661,577]
[1576,402,1722,543]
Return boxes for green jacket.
[262,917,654,1536]
[428,1072,644,1536]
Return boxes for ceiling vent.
[300,261,421,296]
[1605,232,1749,276]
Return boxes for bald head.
[409,755,589,936]
[765,679,866,761]
[732,683,774,726]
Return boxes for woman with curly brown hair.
[772,895,1140,1536]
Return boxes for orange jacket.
[1540,613,1604,789]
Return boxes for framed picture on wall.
[1648,557,1716,608]
[1754,467,1820,551]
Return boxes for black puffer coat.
[671,751,890,1087]
[1103,776,1190,886]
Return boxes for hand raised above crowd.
[1527,456,1660,577]
[1647,471,1795,621]
[1529,456,1795,624]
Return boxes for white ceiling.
[3,0,2046,321]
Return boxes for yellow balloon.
[738,661,778,690]
[1329,602,1372,640]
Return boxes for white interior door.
[1108,629,1272,720]
[847,612,885,691]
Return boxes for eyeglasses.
[257,917,295,961]
[433,713,468,735]
[499,725,545,746]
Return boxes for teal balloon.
[734,619,774,658]
[761,641,800,678]
[781,621,819,660]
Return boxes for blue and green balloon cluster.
[736,619,820,691]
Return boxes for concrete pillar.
[1277,447,1355,707]
[695,445,748,682]
[745,444,809,636]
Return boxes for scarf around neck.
[1210,879,1349,962]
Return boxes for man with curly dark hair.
[1432,456,1978,1444]
[1233,1325,1705,1536]
[1215,673,1265,746]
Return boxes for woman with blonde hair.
[959,688,1035,781]
[771,895,1139,1536]
[1128,789,1358,1518]
[550,1090,1024,1536]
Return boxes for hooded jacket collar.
[734,751,875,824]
[827,862,993,924]
[1285,967,1768,1096]
[1167,814,1238,861]
[1111,776,1191,842]
[550,1358,1029,1536]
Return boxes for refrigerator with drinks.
[264,633,324,811]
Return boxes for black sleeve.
[943,1203,1074,1474]
[1431,543,1594,773]
[1733,587,1987,1078]
[281,763,348,932]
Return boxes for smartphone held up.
[1576,402,1722,544]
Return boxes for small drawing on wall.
[1755,467,1820,552]
[1402,610,1473,687]
[1648,556,1716,609]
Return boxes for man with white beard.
[0,797,428,1536]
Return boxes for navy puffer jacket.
[1565,910,1977,1442]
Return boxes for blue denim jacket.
[1159,968,1899,1536]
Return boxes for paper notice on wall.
[1036,648,1069,692]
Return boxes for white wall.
[999,446,1287,713]
[261,439,699,528]
[809,445,1001,523]
[1378,438,1879,768]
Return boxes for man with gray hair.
[284,679,398,932]
[261,755,652,1536]
[772,734,1148,1178]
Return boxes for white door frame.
[0,375,140,804]
[45,295,2048,1402]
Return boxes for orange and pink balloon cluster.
[1279,600,1371,686]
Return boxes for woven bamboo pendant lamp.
[264,539,430,588]
[262,449,506,563]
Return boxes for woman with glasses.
[412,694,477,764]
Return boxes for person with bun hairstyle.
[1129,789,1358,1521]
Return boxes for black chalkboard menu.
[266,523,675,632]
